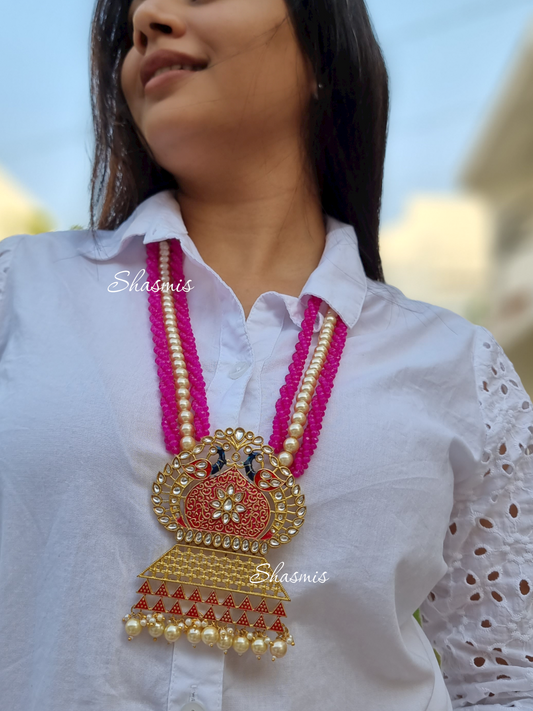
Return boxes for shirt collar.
[79,190,368,330]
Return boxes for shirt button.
[228,361,250,379]
[179,703,206,711]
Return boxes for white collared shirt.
[1,190,533,711]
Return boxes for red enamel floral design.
[183,467,271,538]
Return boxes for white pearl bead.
[291,411,307,426]
[251,637,268,656]
[187,627,202,645]
[185,618,192,626]
[278,451,294,467]
[176,377,190,388]
[178,399,192,411]
[180,436,196,451]
[178,410,194,424]
[270,639,288,658]
[216,632,233,650]
[283,437,300,454]
[148,621,165,638]
[294,401,309,414]
[164,624,182,642]
[201,626,219,646]
[125,618,142,637]
[288,423,304,439]
[232,635,250,655]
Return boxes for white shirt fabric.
[1,190,533,711]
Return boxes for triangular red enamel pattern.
[271,602,286,617]
[269,617,284,633]
[253,615,267,629]
[253,599,270,613]
[134,596,149,610]
[204,591,219,605]
[235,612,250,626]
[168,601,183,615]
[219,609,233,623]
[172,586,186,599]
[188,588,203,602]
[151,598,166,613]
[221,593,236,608]
[186,603,200,619]
[154,583,169,598]
[237,596,253,611]
[203,607,217,621]
[137,580,152,595]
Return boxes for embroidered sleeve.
[419,325,533,709]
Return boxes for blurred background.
[1,0,532,395]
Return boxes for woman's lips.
[144,67,203,94]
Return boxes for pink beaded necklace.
[122,237,348,661]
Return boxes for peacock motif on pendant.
[123,427,306,659]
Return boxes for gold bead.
[315,345,328,356]
[278,451,294,467]
[176,388,190,401]
[176,376,190,389]
[291,411,307,425]
[178,410,195,424]
[311,355,325,365]
[288,423,304,439]
[294,400,309,413]
[179,423,195,437]
[178,398,192,411]
[180,436,196,451]
[172,358,186,370]
[175,368,188,378]
[306,366,320,378]
[300,383,315,395]
[303,375,316,386]
[283,437,300,454]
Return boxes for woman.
[1,0,532,709]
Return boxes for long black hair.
[89,0,390,282]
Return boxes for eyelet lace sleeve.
[419,325,533,709]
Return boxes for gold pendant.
[123,427,306,660]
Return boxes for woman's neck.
[174,160,327,319]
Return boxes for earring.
[313,83,324,100]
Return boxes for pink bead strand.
[168,240,211,439]
[146,242,181,454]
[268,295,322,453]
[291,318,348,477]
